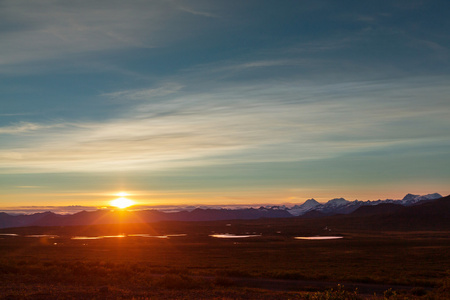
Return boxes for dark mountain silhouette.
[0,194,448,230]
[383,195,450,229]
[331,195,450,231]
[0,211,63,228]
[298,210,327,219]
[350,203,404,216]
[0,207,292,229]
[352,195,450,218]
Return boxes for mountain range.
[0,207,292,229]
[0,193,444,229]
[286,193,443,216]
[331,194,450,231]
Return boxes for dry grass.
[1,221,450,299]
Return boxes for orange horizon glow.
[1,185,449,209]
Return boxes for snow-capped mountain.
[288,197,360,216]
[400,193,442,205]
[325,198,349,207]
[287,199,321,216]
[320,198,349,213]
[287,193,443,216]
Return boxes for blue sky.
[1,0,450,208]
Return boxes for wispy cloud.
[1,73,449,174]
[169,0,219,18]
[103,83,185,101]
[0,0,218,68]
[0,122,66,134]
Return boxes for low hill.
[0,207,292,229]
[330,195,450,231]
[350,203,404,216]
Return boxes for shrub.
[155,274,204,290]
[0,263,19,274]
[216,269,252,278]
[411,287,427,296]
[305,285,361,300]
[383,288,397,299]
[213,276,236,287]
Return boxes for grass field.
[1,218,450,299]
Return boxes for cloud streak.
[1,73,449,174]
[0,0,219,68]
[0,122,66,134]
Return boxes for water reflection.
[102,235,126,238]
[25,235,58,238]
[128,234,168,239]
[71,235,125,240]
[71,236,103,240]
[294,236,343,240]
[0,233,18,236]
[71,233,187,240]
[210,234,261,239]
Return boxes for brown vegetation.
[0,217,450,299]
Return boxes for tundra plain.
[1,217,450,299]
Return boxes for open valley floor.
[1,218,450,299]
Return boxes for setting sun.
[110,197,134,209]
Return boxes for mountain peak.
[287,198,322,216]
[304,198,319,204]
[402,193,419,201]
[326,198,349,206]
[423,193,442,199]
[401,193,442,205]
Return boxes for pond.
[71,234,187,240]
[294,236,343,240]
[25,234,59,238]
[210,233,261,239]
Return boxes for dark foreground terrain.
[1,216,450,299]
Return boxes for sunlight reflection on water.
[210,233,261,239]
[128,234,168,239]
[71,234,187,240]
[71,235,125,240]
[71,236,103,240]
[294,236,343,240]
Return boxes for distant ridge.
[350,203,404,216]
[336,195,450,231]
[0,193,445,229]
[288,193,442,216]
[0,207,292,229]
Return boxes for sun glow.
[110,197,134,209]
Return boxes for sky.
[1,0,450,209]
